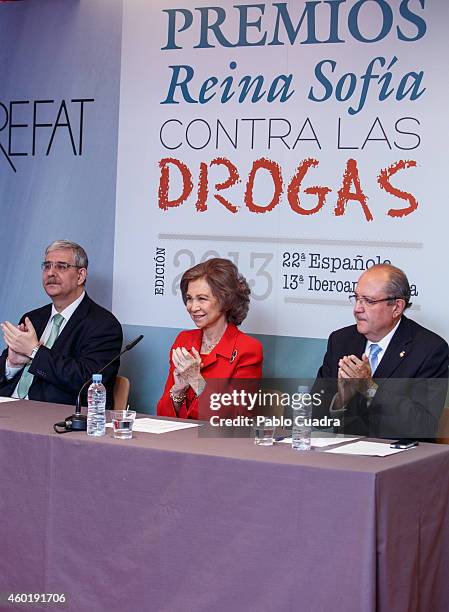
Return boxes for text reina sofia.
[160,2,427,114]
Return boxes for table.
[1,400,449,612]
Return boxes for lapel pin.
[230,349,237,364]
[399,351,405,358]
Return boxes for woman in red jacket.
[157,258,263,419]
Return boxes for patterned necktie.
[16,313,65,399]
[368,343,381,373]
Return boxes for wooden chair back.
[113,375,130,410]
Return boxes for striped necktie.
[16,313,65,399]
[368,343,381,373]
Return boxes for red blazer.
[157,323,263,419]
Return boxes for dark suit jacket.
[157,323,263,420]
[314,316,449,439]
[0,294,123,408]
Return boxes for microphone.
[125,335,144,351]
[53,334,144,434]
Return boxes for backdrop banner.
[113,0,447,339]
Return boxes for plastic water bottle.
[292,385,312,451]
[87,374,106,437]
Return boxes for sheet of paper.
[106,417,200,434]
[278,436,361,448]
[0,397,19,403]
[324,441,409,456]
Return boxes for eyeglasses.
[348,295,399,307]
[41,261,82,272]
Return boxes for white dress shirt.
[364,318,401,373]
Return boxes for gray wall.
[0,0,122,319]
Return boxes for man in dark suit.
[315,264,448,439]
[0,240,123,408]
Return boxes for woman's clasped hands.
[172,346,205,396]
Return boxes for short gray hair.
[370,263,411,309]
[45,240,88,269]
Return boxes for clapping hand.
[337,353,373,403]
[172,346,205,395]
[1,320,37,367]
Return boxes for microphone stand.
[53,335,144,434]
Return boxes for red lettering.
[378,160,418,218]
[287,158,331,215]
[158,158,193,210]
[157,156,419,222]
[195,162,208,212]
[335,158,372,221]
[245,158,283,213]
[211,157,239,213]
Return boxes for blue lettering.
[308,60,335,102]
[161,9,193,50]
[335,73,356,101]
[349,56,384,115]
[161,2,428,51]
[398,0,427,42]
[378,56,397,100]
[161,65,197,105]
[199,77,218,103]
[269,1,319,45]
[267,75,295,102]
[348,0,393,43]
[194,7,235,48]
[161,62,295,105]
[220,62,237,102]
[235,4,267,47]
[396,71,426,101]
[238,75,266,103]
[324,0,346,43]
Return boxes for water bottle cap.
[92,374,102,383]
[297,385,310,393]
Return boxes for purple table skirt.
[1,400,448,612]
